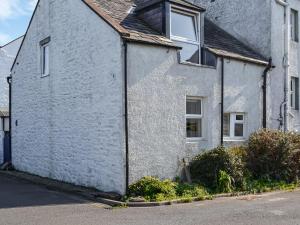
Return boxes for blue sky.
[0,0,37,46]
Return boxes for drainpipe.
[6,75,12,164]
[220,57,224,145]
[123,41,129,194]
[276,0,289,131]
[262,58,274,129]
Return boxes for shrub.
[128,176,177,201]
[190,146,245,190]
[128,177,210,202]
[176,183,208,198]
[246,129,298,181]
[217,170,233,193]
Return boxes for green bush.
[128,176,177,201]
[190,146,245,190]
[246,129,299,182]
[217,170,233,193]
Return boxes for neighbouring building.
[194,0,300,132]
[0,36,23,164]
[11,0,270,195]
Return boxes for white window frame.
[224,113,246,140]
[170,6,201,65]
[291,77,296,109]
[41,42,50,77]
[291,9,299,42]
[186,96,203,141]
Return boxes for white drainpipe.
[275,0,289,131]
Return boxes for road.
[0,174,300,225]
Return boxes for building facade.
[194,0,300,132]
[11,0,270,194]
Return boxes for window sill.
[41,74,50,78]
[224,138,246,142]
[186,137,206,143]
[179,61,216,69]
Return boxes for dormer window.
[170,7,201,64]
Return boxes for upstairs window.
[290,77,299,110]
[171,8,200,64]
[291,9,299,42]
[40,37,50,77]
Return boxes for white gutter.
[275,0,289,131]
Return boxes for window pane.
[291,9,299,42]
[187,99,201,115]
[176,41,200,64]
[223,114,230,137]
[234,123,244,137]
[202,49,217,67]
[236,115,244,121]
[42,45,49,75]
[187,118,202,138]
[171,11,197,41]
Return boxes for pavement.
[0,174,300,225]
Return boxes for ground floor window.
[223,113,245,139]
[186,97,202,138]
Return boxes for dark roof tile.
[84,0,267,64]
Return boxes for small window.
[201,48,217,67]
[186,97,202,138]
[290,77,299,109]
[40,37,50,76]
[291,9,299,42]
[171,8,200,64]
[223,113,245,139]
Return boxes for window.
[186,97,202,138]
[40,37,50,76]
[223,113,245,139]
[291,9,299,42]
[171,8,200,64]
[201,48,217,67]
[1,117,9,132]
[290,77,299,109]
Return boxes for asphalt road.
[0,174,300,225]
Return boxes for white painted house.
[0,36,23,164]
[11,0,270,194]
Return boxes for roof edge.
[0,35,24,49]
[11,0,41,71]
[83,0,130,36]
[123,36,182,49]
[207,47,269,66]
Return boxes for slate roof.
[204,19,267,65]
[84,0,178,48]
[84,0,267,65]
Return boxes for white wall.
[127,43,265,183]
[0,36,22,164]
[11,0,126,194]
[0,119,3,164]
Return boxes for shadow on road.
[0,175,86,209]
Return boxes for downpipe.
[275,0,289,132]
